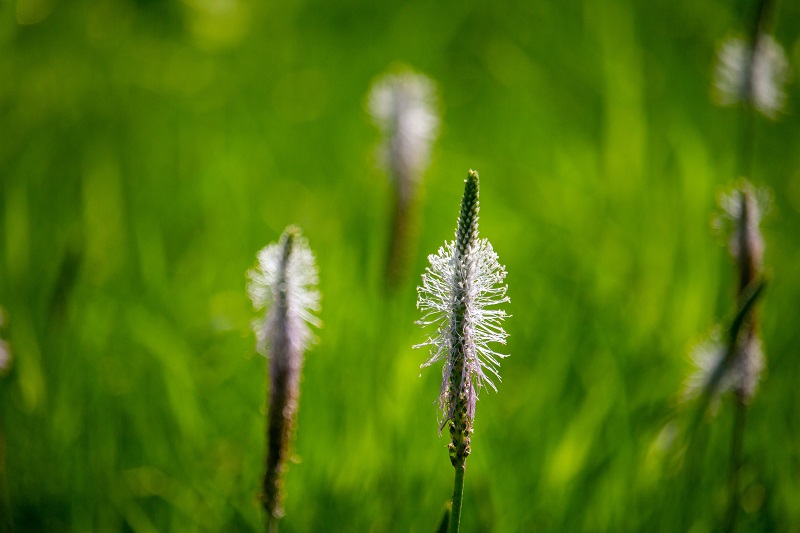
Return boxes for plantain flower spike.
[368,69,440,287]
[714,33,789,119]
[685,182,766,406]
[247,226,320,527]
[415,170,509,466]
[368,69,439,201]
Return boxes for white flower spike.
[368,70,439,201]
[247,226,320,526]
[714,34,789,119]
[415,170,509,465]
[684,328,764,408]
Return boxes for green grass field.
[1,0,799,531]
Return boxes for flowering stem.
[725,395,747,533]
[737,0,775,178]
[747,0,772,44]
[368,71,439,288]
[445,173,479,533]
[248,227,320,531]
[722,186,761,533]
[416,170,509,533]
[737,104,755,179]
[448,460,466,533]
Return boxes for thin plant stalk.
[448,461,466,533]
[725,394,747,533]
[0,427,11,533]
[386,190,414,287]
[737,0,773,183]
[714,1,777,524]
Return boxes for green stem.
[386,191,412,290]
[448,461,466,533]
[680,422,708,533]
[725,397,747,533]
[0,425,12,533]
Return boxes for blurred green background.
[1,0,799,531]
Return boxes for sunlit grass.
[1,1,799,531]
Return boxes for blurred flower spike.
[415,170,509,465]
[248,226,321,359]
[369,68,440,287]
[684,328,764,408]
[714,34,789,119]
[685,182,767,407]
[718,182,768,291]
[368,69,439,201]
[247,226,320,525]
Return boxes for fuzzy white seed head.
[368,70,439,200]
[714,34,789,119]
[714,181,770,298]
[718,184,768,268]
[247,229,321,359]
[415,239,509,417]
[416,172,508,466]
[684,329,764,407]
[247,227,320,521]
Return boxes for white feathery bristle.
[683,329,764,406]
[415,239,509,424]
[247,233,321,358]
[714,34,789,119]
[368,71,439,199]
[683,331,728,404]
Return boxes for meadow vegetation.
[1,0,799,531]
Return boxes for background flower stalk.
[725,183,765,533]
[368,70,439,288]
[247,226,320,531]
[682,181,768,533]
[686,183,766,408]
